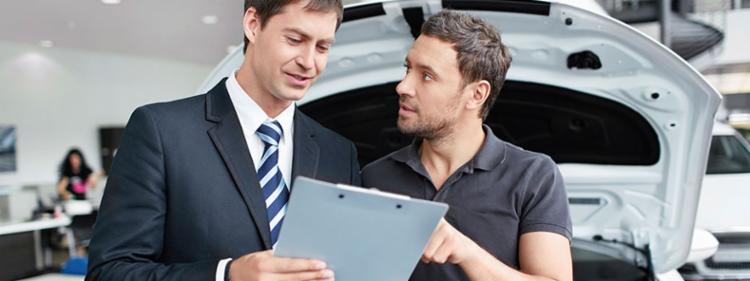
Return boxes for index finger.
[266,256,328,273]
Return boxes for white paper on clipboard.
[274,176,449,281]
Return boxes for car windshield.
[706,135,750,174]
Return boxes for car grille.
[686,278,750,281]
[715,232,750,245]
[705,258,750,270]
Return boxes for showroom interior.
[1,0,749,280]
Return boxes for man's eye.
[288,37,302,44]
[423,73,433,81]
[403,64,410,73]
[317,45,330,52]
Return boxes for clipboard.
[275,176,449,281]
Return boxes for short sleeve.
[518,156,572,240]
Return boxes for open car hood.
[199,0,721,273]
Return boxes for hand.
[229,250,334,281]
[421,218,478,265]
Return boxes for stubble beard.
[397,104,459,141]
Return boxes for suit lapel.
[205,79,272,249]
[291,110,320,190]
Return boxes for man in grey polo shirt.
[361,10,573,281]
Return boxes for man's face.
[247,1,338,103]
[396,35,467,139]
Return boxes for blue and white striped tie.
[255,120,289,248]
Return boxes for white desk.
[0,216,71,279]
[0,216,71,236]
[19,273,84,281]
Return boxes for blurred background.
[0,0,748,280]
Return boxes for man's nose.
[296,46,315,70]
[396,76,415,97]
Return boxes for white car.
[200,0,721,279]
[681,121,750,280]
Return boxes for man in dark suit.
[86,1,357,281]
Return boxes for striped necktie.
[255,120,289,247]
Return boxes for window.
[706,135,750,174]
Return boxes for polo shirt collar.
[389,138,427,177]
[389,124,507,173]
[471,125,507,171]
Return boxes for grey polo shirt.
[361,125,572,281]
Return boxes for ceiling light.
[202,15,218,25]
[101,0,121,5]
[39,40,53,48]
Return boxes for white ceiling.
[0,0,366,66]
[0,0,244,66]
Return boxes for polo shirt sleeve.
[518,156,572,240]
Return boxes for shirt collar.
[471,124,507,171]
[389,124,506,173]
[226,71,295,141]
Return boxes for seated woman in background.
[56,148,102,257]
[57,148,100,201]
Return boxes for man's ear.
[243,7,261,45]
[466,80,491,111]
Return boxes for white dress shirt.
[216,72,295,281]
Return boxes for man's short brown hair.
[243,0,344,53]
[421,10,513,120]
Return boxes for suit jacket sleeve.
[86,106,218,281]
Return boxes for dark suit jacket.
[86,79,361,281]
